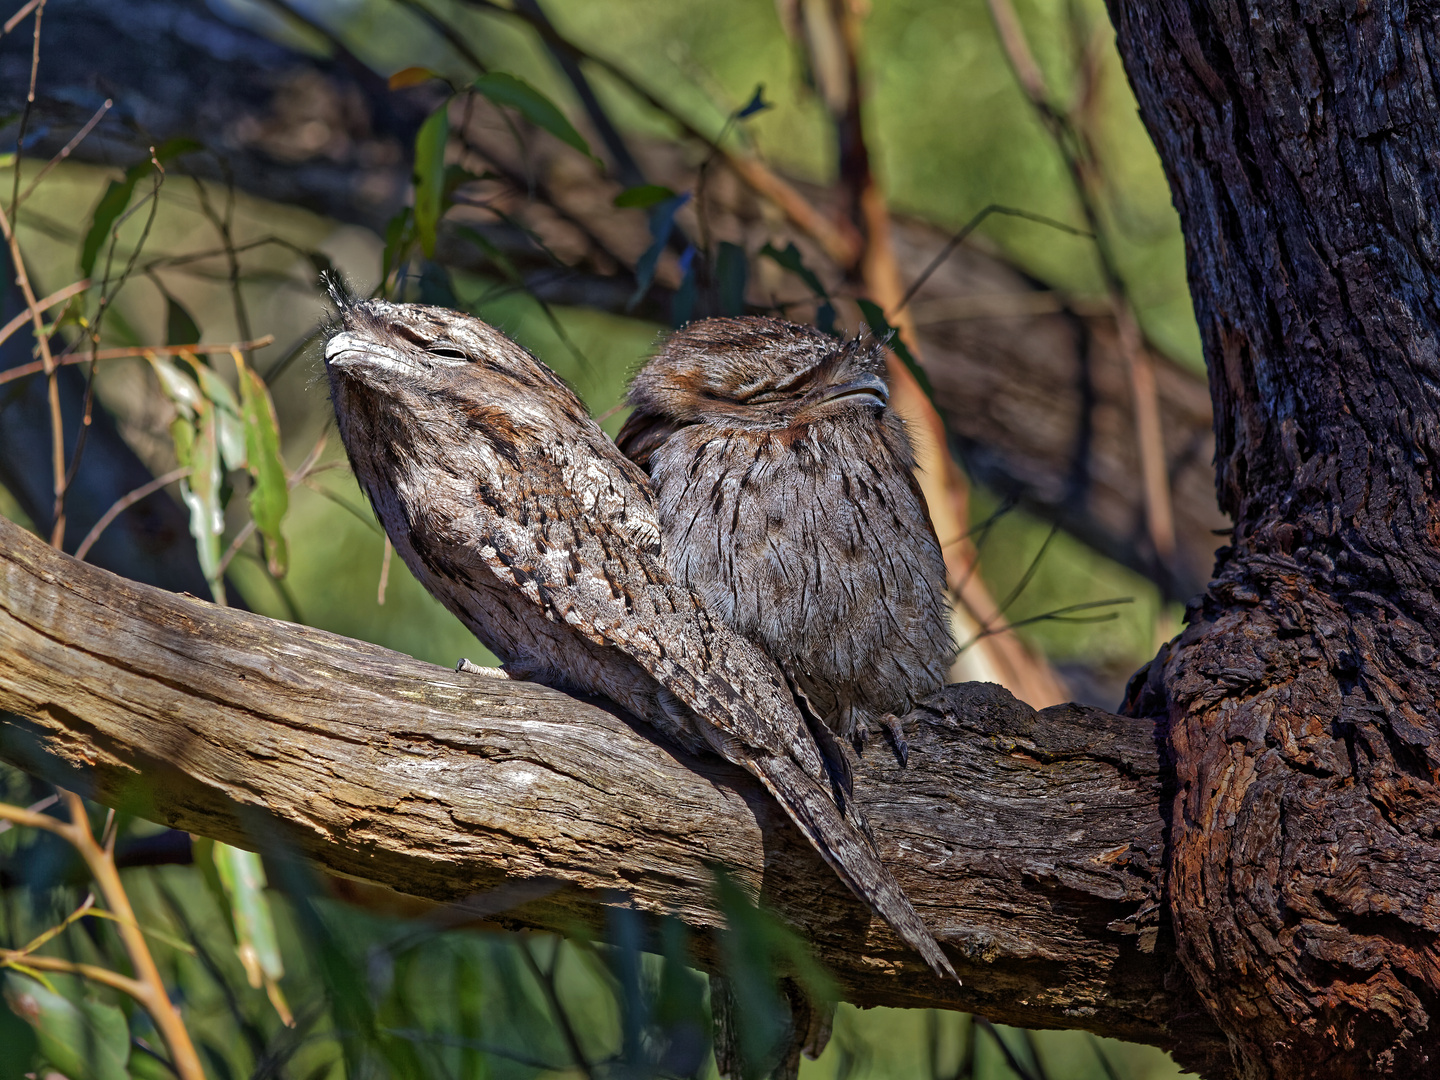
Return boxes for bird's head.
[621,317,890,440]
[323,288,591,454]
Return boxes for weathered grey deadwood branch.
[0,515,1229,1072]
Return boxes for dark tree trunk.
[1109,3,1440,1075]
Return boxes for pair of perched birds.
[324,294,957,981]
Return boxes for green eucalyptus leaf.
[856,297,936,405]
[165,295,200,347]
[3,974,131,1080]
[80,169,145,278]
[170,416,195,470]
[213,842,285,985]
[471,72,594,159]
[382,207,414,289]
[181,402,225,598]
[413,107,450,259]
[613,184,676,209]
[79,140,200,278]
[183,356,246,471]
[146,353,204,420]
[235,354,289,577]
[456,225,522,284]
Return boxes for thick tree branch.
[0,514,1229,1072]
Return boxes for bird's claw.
[879,714,910,767]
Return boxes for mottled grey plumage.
[322,295,955,982]
[617,317,955,759]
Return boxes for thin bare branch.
[74,467,191,563]
[0,275,88,349]
[0,199,65,546]
[56,787,207,1080]
[0,335,276,387]
[1,0,41,36]
[15,97,112,208]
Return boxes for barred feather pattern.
[322,296,956,982]
[617,317,955,751]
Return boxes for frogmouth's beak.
[818,372,889,407]
[324,330,412,377]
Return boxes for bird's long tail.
[747,752,959,984]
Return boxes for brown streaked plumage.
[617,316,955,761]
[321,293,956,982]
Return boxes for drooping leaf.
[80,170,144,278]
[761,241,838,334]
[212,842,291,1022]
[613,184,676,209]
[164,295,200,346]
[181,402,225,599]
[471,72,594,159]
[456,225,522,284]
[79,139,200,278]
[413,106,450,259]
[3,974,131,1080]
[628,191,691,310]
[389,65,440,90]
[146,352,204,420]
[856,297,936,405]
[382,208,414,290]
[183,357,247,473]
[715,241,748,316]
[735,83,773,119]
[671,245,698,327]
[235,353,289,578]
[759,240,829,299]
[711,869,837,1078]
[0,982,39,1080]
[169,416,195,470]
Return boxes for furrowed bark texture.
[0,516,1230,1071]
[1109,3,1440,1075]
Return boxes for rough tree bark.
[1109,2,1440,1076]
[0,514,1231,1074]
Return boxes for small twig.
[214,431,328,580]
[895,204,1091,314]
[0,335,276,387]
[74,467,191,562]
[0,792,56,835]
[0,199,64,546]
[192,177,255,362]
[1,0,41,36]
[0,276,89,350]
[520,936,597,1080]
[377,534,393,605]
[15,98,112,208]
[0,950,150,1000]
[394,0,489,73]
[975,1018,1040,1080]
[9,0,43,216]
[5,894,95,960]
[53,789,207,1080]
